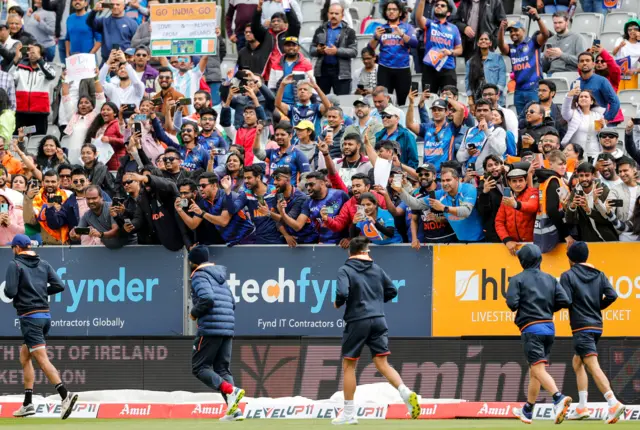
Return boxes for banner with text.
[150,2,217,56]
[432,243,640,336]
[0,247,184,336]
[208,246,433,336]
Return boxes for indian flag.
[197,39,216,55]
[151,40,172,56]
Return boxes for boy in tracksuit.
[560,242,625,424]
[506,244,572,425]
[333,237,419,425]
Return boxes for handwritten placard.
[65,54,97,82]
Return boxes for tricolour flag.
[151,40,172,56]
[197,39,217,55]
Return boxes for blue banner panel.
[0,247,185,336]
[208,245,433,337]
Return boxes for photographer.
[220,70,274,129]
[98,48,145,108]
[174,178,224,245]
[606,156,639,241]
[23,170,69,245]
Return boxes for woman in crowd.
[561,87,603,161]
[348,191,402,244]
[0,189,24,245]
[81,143,116,197]
[62,78,106,165]
[35,135,68,174]
[0,89,15,146]
[369,0,417,106]
[214,150,245,193]
[353,47,378,96]
[492,108,517,157]
[293,120,319,170]
[466,33,507,107]
[10,174,28,193]
[85,102,125,171]
[563,143,585,163]
[10,138,40,182]
[613,18,640,91]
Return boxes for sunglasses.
[601,134,617,139]
[181,128,196,133]
[72,179,86,185]
[123,180,134,185]
[380,114,393,119]
[163,157,178,163]
[527,109,538,114]
[59,174,71,178]
[198,183,209,188]
[135,53,147,57]
[595,60,605,64]
[177,58,189,63]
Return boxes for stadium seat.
[600,32,622,52]
[529,14,552,37]
[342,106,354,118]
[619,102,638,120]
[508,105,517,116]
[301,2,323,18]
[550,71,579,86]
[357,35,371,53]
[553,90,568,104]
[47,124,60,139]
[60,135,71,151]
[619,90,640,104]
[618,0,639,13]
[507,92,514,107]
[26,135,45,154]
[547,77,569,92]
[337,94,363,106]
[352,57,364,74]
[572,14,603,37]
[456,73,466,93]
[225,37,237,59]
[300,21,322,40]
[351,1,373,20]
[603,12,637,33]
[580,32,596,47]
[455,56,466,74]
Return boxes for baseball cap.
[507,168,528,178]
[283,36,299,45]
[507,21,525,31]
[294,120,315,131]
[382,105,403,118]
[124,47,136,56]
[431,99,448,110]
[390,166,403,174]
[11,234,31,248]
[416,163,436,174]
[353,97,371,107]
[598,129,619,138]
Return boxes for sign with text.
[432,243,640,336]
[0,247,184,336]
[65,54,96,82]
[208,246,433,336]
[150,2,217,56]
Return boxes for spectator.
[347,191,402,244]
[0,87,14,145]
[465,33,507,106]
[12,43,56,135]
[57,164,73,191]
[374,104,417,168]
[185,89,213,122]
[593,46,620,93]
[613,19,640,91]
[475,155,506,242]
[565,162,618,242]
[23,170,69,245]
[35,135,68,174]
[131,46,157,96]
[87,0,138,63]
[576,52,620,123]
[81,143,116,197]
[371,87,406,125]
[497,12,550,115]
[352,47,377,97]
[292,120,318,168]
[23,0,56,61]
[194,108,228,160]
[519,103,556,154]
[321,106,347,159]
[1,164,23,204]
[625,120,640,165]
[65,0,101,57]
[269,166,314,245]
[98,49,145,109]
[251,0,301,82]
[154,121,210,173]
[174,178,224,245]
[538,130,567,166]
[261,121,310,186]
[595,153,622,189]
[369,0,417,106]
[221,70,273,129]
[62,78,106,165]
[10,174,28,194]
[214,150,245,192]
[322,133,372,188]
[156,147,199,183]
[237,24,270,75]
[406,96,464,172]
[481,84,518,141]
[491,108,517,157]
[495,167,539,255]
[343,97,383,145]
[542,12,586,75]
[268,36,313,103]
[152,67,189,117]
[7,14,36,46]
[394,167,485,242]
[452,0,505,60]
[598,129,624,160]
[125,170,190,250]
[456,99,507,174]
[221,102,263,166]
[159,54,208,114]
[226,0,258,50]
[564,143,585,164]
[275,78,331,134]
[520,80,567,139]
[0,188,24,244]
[606,156,639,241]
[124,0,148,25]
[129,10,150,49]
[260,0,303,27]
[84,102,125,171]
[1,140,22,176]
[113,133,150,190]
[0,22,19,72]
[561,87,603,161]
[534,149,574,252]
[310,4,357,96]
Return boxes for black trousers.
[16,113,48,135]
[377,64,412,106]
[192,335,234,395]
[421,66,457,96]
[317,63,352,95]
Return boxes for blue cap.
[11,234,31,248]
[124,47,136,56]
[507,21,525,31]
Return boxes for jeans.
[580,0,607,15]
[207,82,221,105]
[544,4,569,12]
[58,39,67,64]
[44,46,56,62]
[514,88,538,116]
[235,33,246,52]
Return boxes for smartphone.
[504,187,512,197]
[467,161,475,170]
[75,227,91,235]
[178,98,192,106]
[574,80,581,90]
[609,199,624,207]
[293,74,305,82]
[576,189,584,197]
[23,125,37,135]
[356,205,365,217]
[211,148,226,155]
[133,114,147,121]
[326,206,335,215]
[112,43,120,50]
[132,122,142,135]
[357,84,365,90]
[545,44,552,50]
[29,180,40,190]
[593,39,601,46]
[411,82,419,93]
[393,173,403,187]
[20,46,28,55]
[257,195,265,205]
[424,84,430,92]
[632,118,640,125]
[0,203,8,213]
[112,197,124,206]
[103,1,114,8]
[467,143,477,150]
[152,98,163,106]
[49,196,62,204]
[125,104,136,111]
[277,193,284,203]
[180,198,189,208]
[124,218,132,225]
[428,191,436,199]
[522,6,530,12]
[384,27,393,33]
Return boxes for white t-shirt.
[615,38,640,67]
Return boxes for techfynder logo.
[456,270,479,301]
[228,268,406,313]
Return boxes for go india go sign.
[150,2,218,57]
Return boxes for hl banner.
[432,243,640,337]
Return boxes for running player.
[560,242,625,424]
[332,237,419,425]
[507,244,572,425]
[4,235,79,419]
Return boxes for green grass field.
[0,419,637,429]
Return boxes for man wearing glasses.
[152,67,189,117]
[131,45,158,95]
[159,52,209,115]
[481,83,519,142]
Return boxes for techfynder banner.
[0,247,185,336]
[208,246,433,336]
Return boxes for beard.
[434,10,447,18]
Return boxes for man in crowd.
[520,80,567,139]
[271,166,316,245]
[310,4,357,96]
[598,129,624,160]
[375,104,418,169]
[87,0,138,62]
[237,24,270,74]
[451,0,505,60]
[520,103,556,154]
[24,0,57,62]
[456,99,507,173]
[542,12,586,75]
[608,156,639,242]
[343,97,383,145]
[221,103,263,166]
[576,52,620,123]
[159,54,208,114]
[174,179,224,245]
[131,45,157,95]
[476,155,506,243]
[8,14,36,46]
[0,22,20,71]
[153,67,189,117]
[269,36,312,103]
[321,106,347,159]
[481,84,518,141]
[321,133,372,188]
[225,0,258,50]
[23,170,69,245]
[155,121,210,173]
[371,87,406,126]
[57,164,72,191]
[596,153,622,190]
[261,122,310,187]
[98,48,145,108]
[65,0,101,57]
[276,77,331,133]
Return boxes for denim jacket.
[465,51,507,104]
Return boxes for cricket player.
[560,242,625,424]
[507,243,572,425]
[333,237,419,425]
[4,234,79,419]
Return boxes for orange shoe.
[567,407,590,420]
[606,402,625,424]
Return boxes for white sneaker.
[13,404,35,418]
[567,407,590,420]
[404,391,420,419]
[225,387,245,416]
[513,406,533,424]
[331,413,358,425]
[219,410,245,422]
[605,402,625,424]
[553,395,572,425]
[60,392,78,420]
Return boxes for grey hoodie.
[542,31,587,75]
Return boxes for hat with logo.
[294,120,315,131]
[353,96,372,107]
[431,99,448,110]
[416,163,437,174]
[382,105,403,118]
[283,36,299,45]
[10,234,31,248]
[507,21,525,31]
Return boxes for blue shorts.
[522,332,554,366]
[20,318,51,352]
[573,331,601,358]
[341,317,390,360]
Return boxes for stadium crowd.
[0,0,639,254]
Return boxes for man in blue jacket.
[560,242,625,424]
[4,235,78,419]
[576,52,620,123]
[87,0,138,62]
[507,244,572,425]
[333,237,419,425]
[189,245,245,421]
[375,105,419,169]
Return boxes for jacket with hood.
[495,185,539,244]
[0,190,25,245]
[506,244,572,332]
[4,251,65,317]
[518,116,557,155]
[190,263,235,337]
[476,175,506,243]
[375,125,419,168]
[560,263,617,333]
[12,59,57,114]
[541,31,587,75]
[250,6,301,80]
[565,180,619,242]
[451,0,505,47]
[203,38,227,83]
[535,168,571,241]
[325,192,387,233]
[335,257,397,323]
